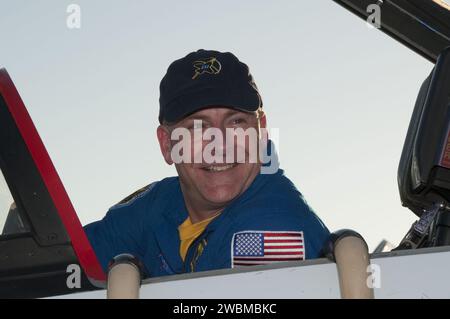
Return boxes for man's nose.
[203,125,225,147]
[202,126,233,159]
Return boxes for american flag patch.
[231,231,305,267]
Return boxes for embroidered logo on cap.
[192,57,222,79]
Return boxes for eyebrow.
[186,109,250,121]
[173,109,255,128]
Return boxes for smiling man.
[84,49,330,277]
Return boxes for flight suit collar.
[153,179,188,274]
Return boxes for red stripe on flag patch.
[264,245,304,250]
[264,239,303,244]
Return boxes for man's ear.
[258,110,267,129]
[157,125,174,165]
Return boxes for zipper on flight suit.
[184,233,208,273]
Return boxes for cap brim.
[160,86,261,124]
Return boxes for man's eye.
[231,118,246,125]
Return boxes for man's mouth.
[201,163,238,172]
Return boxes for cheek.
[186,134,206,163]
[170,135,202,164]
[175,164,196,184]
[233,132,260,163]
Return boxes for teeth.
[204,164,235,172]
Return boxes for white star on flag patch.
[231,231,305,267]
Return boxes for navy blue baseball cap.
[159,49,263,124]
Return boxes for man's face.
[157,107,267,211]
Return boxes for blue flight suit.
[84,168,330,278]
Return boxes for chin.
[179,162,259,207]
[201,184,241,205]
